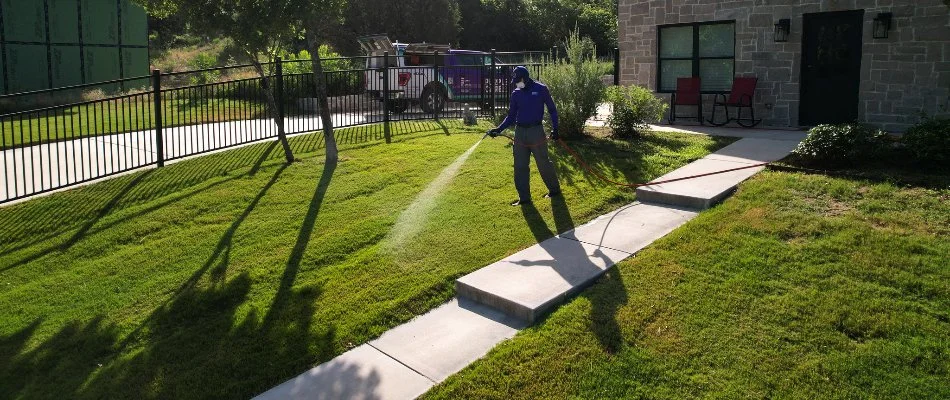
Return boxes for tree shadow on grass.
[0,140,280,258]
[0,273,355,399]
[0,167,155,271]
[58,169,155,251]
[265,156,337,328]
[548,137,651,189]
[289,119,479,156]
[585,267,629,354]
[549,134,736,189]
[113,162,291,350]
[0,120,485,398]
[1,119,480,255]
[194,163,289,286]
[2,117,466,255]
[0,157,380,399]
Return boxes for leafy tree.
[133,0,298,163]
[458,0,542,51]
[456,0,616,53]
[338,0,460,53]
[135,0,353,163]
[296,0,348,162]
[530,0,617,53]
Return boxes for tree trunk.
[306,30,339,162]
[251,58,295,164]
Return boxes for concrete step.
[635,158,765,209]
[456,237,630,323]
[557,202,698,253]
[636,138,799,209]
[455,202,699,324]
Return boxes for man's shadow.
[514,199,613,304]
[517,198,628,353]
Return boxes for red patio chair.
[707,77,761,128]
[668,77,703,125]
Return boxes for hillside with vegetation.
[147,0,619,70]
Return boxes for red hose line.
[500,135,769,188]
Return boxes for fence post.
[433,51,440,121]
[480,51,486,115]
[152,69,164,167]
[275,57,286,134]
[490,49,497,120]
[553,46,558,61]
[613,47,620,86]
[383,51,391,143]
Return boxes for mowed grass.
[424,171,950,399]
[0,121,732,399]
[1,96,268,149]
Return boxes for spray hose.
[495,134,770,188]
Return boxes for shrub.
[595,60,614,77]
[188,53,220,85]
[903,117,950,165]
[605,85,667,138]
[282,46,356,74]
[281,47,362,99]
[540,29,605,139]
[793,123,889,166]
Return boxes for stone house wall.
[618,0,950,131]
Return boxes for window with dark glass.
[657,21,735,92]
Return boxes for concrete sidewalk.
[255,132,803,400]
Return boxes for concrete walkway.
[254,128,804,400]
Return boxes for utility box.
[0,0,148,94]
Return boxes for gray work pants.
[513,125,561,201]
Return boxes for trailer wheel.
[420,85,447,113]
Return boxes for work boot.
[543,191,562,199]
[510,199,532,206]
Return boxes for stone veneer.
[618,0,950,131]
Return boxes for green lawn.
[0,121,733,399]
[1,96,268,149]
[424,171,950,399]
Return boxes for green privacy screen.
[0,0,148,94]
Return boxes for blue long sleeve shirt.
[497,81,559,132]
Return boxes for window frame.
[656,20,736,94]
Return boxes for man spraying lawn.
[487,66,562,206]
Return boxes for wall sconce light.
[873,12,893,39]
[774,19,790,42]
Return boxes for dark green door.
[800,10,864,126]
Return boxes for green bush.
[188,53,221,85]
[793,123,889,166]
[903,117,950,165]
[595,60,614,77]
[541,29,605,139]
[605,85,667,138]
[281,46,356,75]
[281,47,362,99]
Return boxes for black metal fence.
[0,50,555,204]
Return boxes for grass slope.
[0,121,732,399]
[424,171,950,399]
